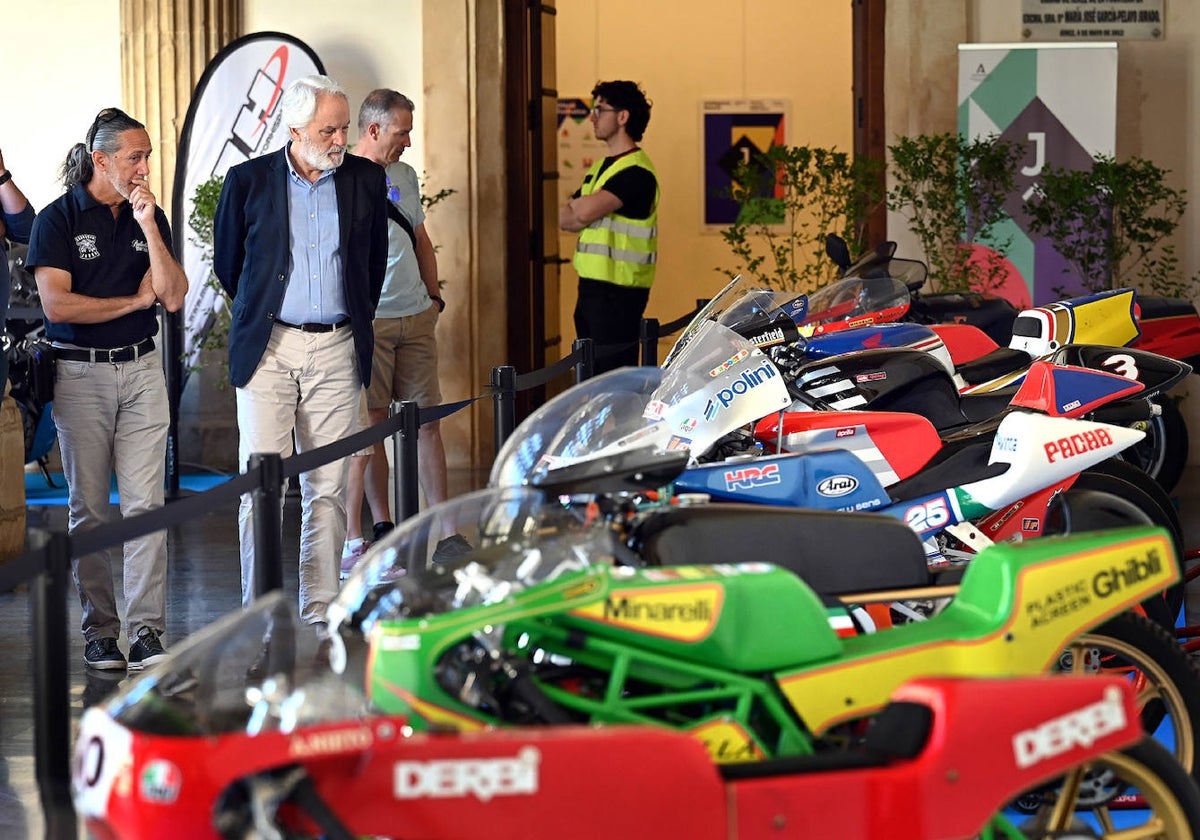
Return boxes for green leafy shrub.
[887,132,1024,294]
[719,145,884,292]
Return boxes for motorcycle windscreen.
[488,366,666,489]
[650,320,793,458]
[800,274,912,335]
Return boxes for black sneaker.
[432,534,474,565]
[84,638,126,671]
[372,520,396,542]
[128,628,169,671]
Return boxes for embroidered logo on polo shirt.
[75,234,100,261]
[132,239,149,253]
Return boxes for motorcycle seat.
[1138,294,1197,320]
[956,347,1032,386]
[957,389,1018,425]
[635,503,930,595]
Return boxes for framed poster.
[701,99,789,231]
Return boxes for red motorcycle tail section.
[1010,360,1143,417]
[931,323,1000,366]
[756,410,943,483]
[1139,311,1200,363]
[729,676,1139,839]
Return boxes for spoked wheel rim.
[1006,747,1194,837]
[1060,631,1195,779]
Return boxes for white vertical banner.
[958,42,1117,305]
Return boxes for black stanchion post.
[249,452,284,598]
[162,307,184,500]
[492,365,517,453]
[573,337,594,383]
[396,400,421,522]
[33,530,76,839]
[640,317,660,367]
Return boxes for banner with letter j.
[958,42,1116,306]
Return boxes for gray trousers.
[53,349,169,643]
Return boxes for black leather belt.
[275,317,351,333]
[54,337,155,363]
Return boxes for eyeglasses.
[385,175,401,204]
[590,106,619,116]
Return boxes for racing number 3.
[1102,353,1140,381]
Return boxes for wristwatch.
[431,295,445,312]
[0,171,11,187]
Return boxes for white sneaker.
[340,539,369,579]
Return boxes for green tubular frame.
[515,619,813,757]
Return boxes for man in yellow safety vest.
[560,80,659,374]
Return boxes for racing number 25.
[905,498,950,533]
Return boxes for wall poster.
[700,100,789,231]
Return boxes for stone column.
[424,0,509,471]
[119,0,240,218]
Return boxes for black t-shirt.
[574,151,657,220]
[26,184,171,348]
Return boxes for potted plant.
[719,144,884,292]
[1022,154,1194,298]
[887,132,1024,294]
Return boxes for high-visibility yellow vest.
[573,149,659,288]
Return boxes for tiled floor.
[0,467,488,839]
[2,462,1199,838]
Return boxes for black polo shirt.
[26,183,172,348]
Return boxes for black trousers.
[574,278,651,375]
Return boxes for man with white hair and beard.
[214,74,388,629]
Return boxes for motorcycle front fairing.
[73,592,369,832]
[490,320,792,487]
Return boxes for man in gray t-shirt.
[343,89,449,572]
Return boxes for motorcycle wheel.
[1057,611,1200,786]
[1044,468,1184,628]
[1118,395,1189,493]
[987,738,1200,837]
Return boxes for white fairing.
[1009,308,1057,357]
[960,411,1144,509]
[73,707,134,819]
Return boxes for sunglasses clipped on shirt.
[385,175,402,204]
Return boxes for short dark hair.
[358,88,416,133]
[591,80,651,142]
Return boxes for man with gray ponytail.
[213,75,388,631]
[25,107,188,671]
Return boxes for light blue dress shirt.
[278,146,348,325]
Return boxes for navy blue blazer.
[212,147,388,389]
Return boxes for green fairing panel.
[563,565,844,672]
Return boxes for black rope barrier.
[4,293,717,837]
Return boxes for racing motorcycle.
[824,233,1200,370]
[325,486,1200,828]
[818,237,1197,490]
[537,313,1184,600]
[72,582,1200,838]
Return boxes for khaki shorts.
[367,304,442,411]
[353,390,373,457]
